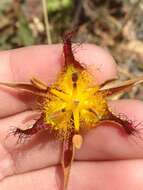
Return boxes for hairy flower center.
[43,66,108,137]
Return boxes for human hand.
[0,44,143,190]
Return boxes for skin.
[0,44,143,190]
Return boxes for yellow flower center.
[43,66,108,138]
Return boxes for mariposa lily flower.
[0,31,143,190]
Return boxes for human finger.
[1,160,143,190]
[0,100,143,179]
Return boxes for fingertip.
[75,44,118,84]
[0,44,118,85]
[10,45,63,84]
[0,51,12,82]
[108,99,143,122]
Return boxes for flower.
[1,31,143,190]
[43,64,108,139]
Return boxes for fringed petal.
[7,115,50,143]
[63,31,84,70]
[99,107,141,137]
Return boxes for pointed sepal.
[100,76,143,96]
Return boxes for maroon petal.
[63,31,85,70]
[61,136,75,190]
[99,108,142,138]
[7,115,50,144]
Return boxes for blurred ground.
[0,0,143,99]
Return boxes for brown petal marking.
[61,136,75,190]
[100,76,143,96]
[0,81,48,97]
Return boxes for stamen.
[88,108,101,119]
[50,88,70,102]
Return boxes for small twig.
[42,0,52,44]
[71,0,83,28]
[122,0,142,28]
